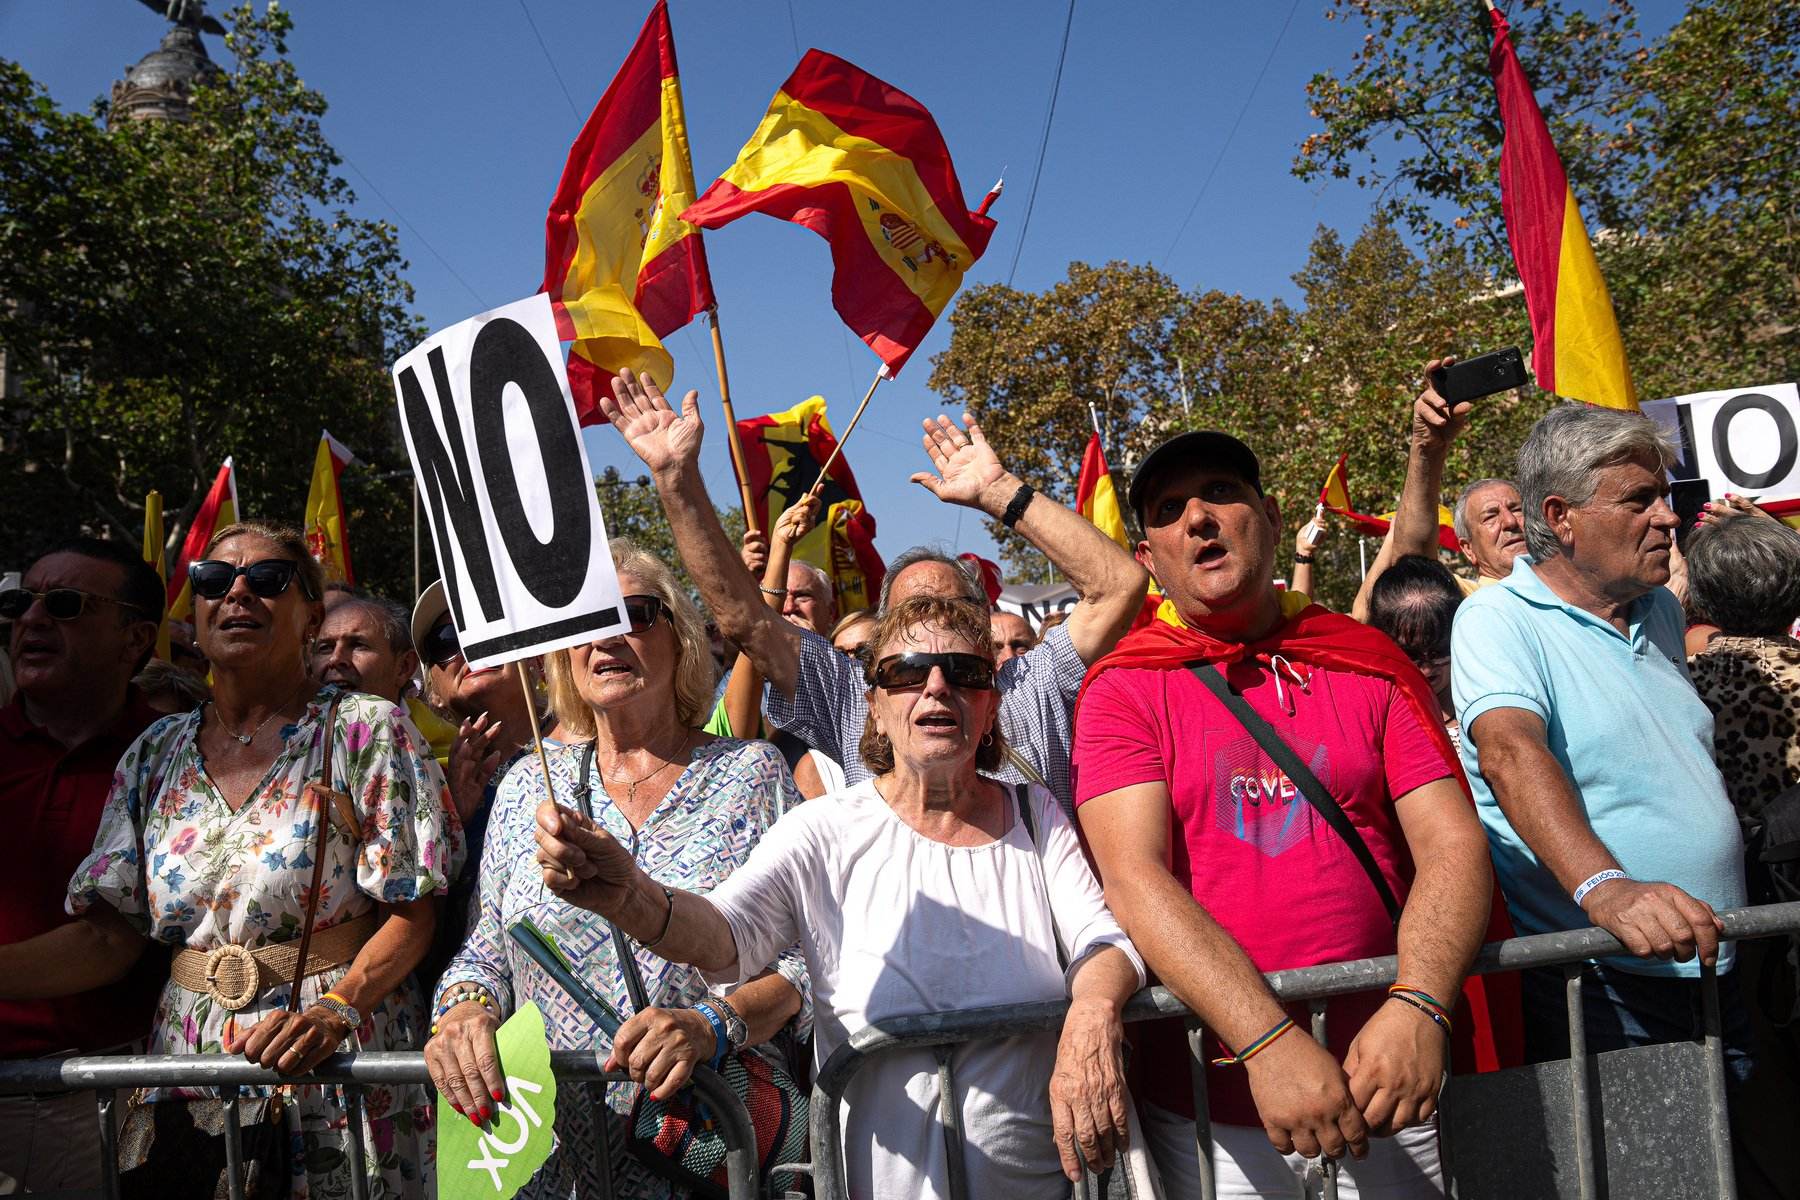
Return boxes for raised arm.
[1468,706,1723,963]
[1080,782,1369,1161]
[601,369,804,696]
[719,499,823,738]
[913,414,1149,666]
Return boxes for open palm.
[600,367,705,475]
[911,412,1008,508]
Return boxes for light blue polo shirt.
[1451,556,1745,976]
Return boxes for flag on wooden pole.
[142,489,171,660]
[542,0,713,423]
[167,458,239,624]
[303,430,356,584]
[682,50,998,375]
[1075,433,1130,550]
[1488,6,1637,411]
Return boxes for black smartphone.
[1430,348,1530,404]
[1670,478,1711,551]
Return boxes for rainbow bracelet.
[1212,1017,1297,1066]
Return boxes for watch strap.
[1000,483,1036,530]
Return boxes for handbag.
[1012,783,1164,1200]
[1187,663,1402,926]
[574,743,809,1199]
[120,693,348,1196]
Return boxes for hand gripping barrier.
[0,1051,759,1200]
[800,901,1800,1200]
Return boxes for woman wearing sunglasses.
[426,539,810,1199]
[51,522,455,1199]
[535,594,1147,1200]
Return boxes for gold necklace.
[603,735,690,807]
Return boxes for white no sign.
[394,292,627,668]
[1644,382,1800,503]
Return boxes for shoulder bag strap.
[1013,782,1072,972]
[1187,663,1402,928]
[578,741,654,1014]
[287,692,344,1011]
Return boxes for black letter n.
[398,347,503,623]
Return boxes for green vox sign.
[438,1001,560,1199]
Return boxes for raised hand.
[1413,358,1472,451]
[599,367,705,476]
[773,496,822,548]
[447,714,507,826]
[910,412,1013,510]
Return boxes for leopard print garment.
[1688,634,1800,832]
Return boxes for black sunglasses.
[188,558,308,602]
[870,651,996,692]
[0,586,150,623]
[622,594,668,634]
[422,619,462,668]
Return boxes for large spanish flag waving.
[1076,433,1129,550]
[682,51,998,376]
[737,396,886,613]
[1489,7,1636,411]
[303,430,356,585]
[543,0,713,423]
[167,458,239,624]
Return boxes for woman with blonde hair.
[426,538,809,1198]
[0,522,454,1198]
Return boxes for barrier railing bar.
[0,1054,758,1200]
[806,903,1800,1200]
[1564,965,1595,1200]
[344,1083,371,1200]
[223,1083,245,1200]
[1701,963,1737,1199]
[95,1088,120,1200]
[932,1044,971,1200]
[1184,1018,1216,1200]
[1309,1000,1339,1200]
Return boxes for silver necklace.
[211,690,301,746]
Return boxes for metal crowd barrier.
[803,901,1800,1200]
[0,1051,759,1200]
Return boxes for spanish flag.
[1489,7,1636,411]
[542,0,713,424]
[1075,434,1130,549]
[167,458,239,623]
[682,51,998,375]
[142,489,171,660]
[303,430,356,584]
[1321,453,1458,551]
[737,396,886,613]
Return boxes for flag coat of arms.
[736,397,885,612]
[683,50,997,375]
[542,0,713,423]
[303,431,356,584]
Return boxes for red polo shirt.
[0,690,165,1058]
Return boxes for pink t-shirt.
[1072,658,1454,1125]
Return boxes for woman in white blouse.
[535,594,1145,1199]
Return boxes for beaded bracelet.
[1386,983,1450,1016]
[431,983,496,1035]
[1212,1016,1296,1066]
[1388,991,1453,1037]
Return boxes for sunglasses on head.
[188,558,307,602]
[0,586,149,623]
[870,651,996,692]
[621,594,668,634]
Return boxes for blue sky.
[0,0,1629,569]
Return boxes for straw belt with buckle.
[168,912,380,1011]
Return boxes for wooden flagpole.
[708,307,761,532]
[516,662,558,809]
[805,364,888,502]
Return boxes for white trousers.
[1142,1103,1443,1199]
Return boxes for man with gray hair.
[1451,403,1752,1086]
[310,587,419,705]
[601,367,1149,816]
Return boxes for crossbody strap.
[577,742,654,1014]
[287,692,345,1011]
[1013,783,1072,972]
[1187,663,1402,928]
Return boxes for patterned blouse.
[67,686,457,1200]
[434,736,810,1200]
[1689,634,1800,831]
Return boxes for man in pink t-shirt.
[1073,430,1494,1199]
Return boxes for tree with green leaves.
[0,4,422,597]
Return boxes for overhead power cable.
[517,0,584,122]
[1160,0,1303,266]
[342,157,492,310]
[1005,0,1077,287]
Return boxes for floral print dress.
[435,736,811,1200]
[67,686,458,1200]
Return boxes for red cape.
[1079,603,1523,1075]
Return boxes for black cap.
[1126,431,1263,521]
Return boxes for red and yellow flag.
[682,50,998,376]
[1075,433,1130,550]
[1489,7,1636,411]
[142,489,171,660]
[1320,453,1353,513]
[1320,453,1458,551]
[168,458,239,623]
[303,430,355,585]
[737,396,886,613]
[542,0,713,424]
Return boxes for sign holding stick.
[805,365,888,503]
[394,292,629,670]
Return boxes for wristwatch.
[712,995,749,1051]
[312,992,363,1032]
